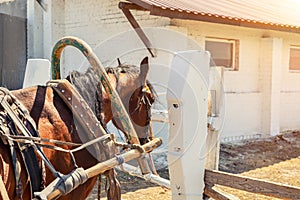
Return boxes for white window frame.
[205,37,239,71]
[289,45,300,72]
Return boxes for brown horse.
[0,57,156,199]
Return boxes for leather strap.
[48,79,116,162]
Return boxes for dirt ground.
[88,131,300,199]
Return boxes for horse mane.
[66,64,157,125]
[106,64,157,98]
[66,68,104,126]
[105,64,139,82]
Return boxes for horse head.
[68,57,156,145]
[108,57,156,145]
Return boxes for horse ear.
[117,58,121,66]
[139,57,149,84]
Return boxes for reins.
[129,86,153,136]
[130,89,153,115]
[2,133,112,155]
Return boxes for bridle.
[129,84,154,143]
[130,84,153,123]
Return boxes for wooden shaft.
[47,138,162,200]
[0,175,9,200]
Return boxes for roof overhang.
[122,0,300,34]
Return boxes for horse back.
[10,86,98,199]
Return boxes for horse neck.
[101,72,118,124]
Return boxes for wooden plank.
[204,185,239,200]
[205,169,300,199]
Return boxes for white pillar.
[43,1,52,60]
[27,0,44,58]
[260,38,282,136]
[43,0,65,60]
[27,0,65,60]
[167,50,209,200]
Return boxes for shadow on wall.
[0,0,26,18]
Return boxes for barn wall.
[169,20,263,140]
[170,20,300,140]
[280,37,300,131]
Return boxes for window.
[205,38,239,70]
[289,46,300,71]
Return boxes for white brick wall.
[57,0,170,75]
[280,36,300,131]
[170,19,300,139]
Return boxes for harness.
[47,79,117,163]
[129,84,154,143]
[0,75,155,199]
[0,87,45,198]
[0,80,118,199]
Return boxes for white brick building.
[27,0,300,141]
